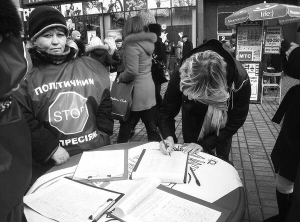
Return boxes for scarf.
[27,39,78,65]
[181,84,229,140]
[35,46,71,65]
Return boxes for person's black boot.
[263,190,293,222]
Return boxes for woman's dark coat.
[271,47,300,182]
[86,44,116,67]
[159,39,251,158]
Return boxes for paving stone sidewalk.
[110,75,299,222]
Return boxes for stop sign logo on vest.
[49,92,89,135]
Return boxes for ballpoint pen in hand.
[190,167,201,186]
[89,198,115,222]
[156,127,171,156]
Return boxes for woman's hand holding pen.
[159,136,174,155]
[182,143,203,155]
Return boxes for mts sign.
[49,92,89,135]
[238,51,253,61]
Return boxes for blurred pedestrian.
[0,0,33,221]
[14,6,113,182]
[159,39,251,164]
[71,30,85,56]
[263,42,300,222]
[148,23,166,108]
[115,38,125,80]
[182,34,193,57]
[104,36,122,88]
[117,16,159,143]
[165,39,171,70]
[86,36,116,70]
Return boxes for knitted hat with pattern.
[28,6,68,40]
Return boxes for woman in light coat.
[117,16,159,143]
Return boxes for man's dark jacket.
[159,39,251,158]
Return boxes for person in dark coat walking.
[0,0,33,221]
[86,36,117,69]
[182,35,193,57]
[115,38,125,80]
[263,43,300,222]
[148,23,166,108]
[159,39,251,163]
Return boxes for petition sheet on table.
[127,142,243,203]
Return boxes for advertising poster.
[87,30,97,44]
[264,26,282,54]
[23,8,34,22]
[236,23,263,62]
[125,0,147,11]
[148,0,171,8]
[106,29,123,40]
[61,3,83,17]
[172,0,196,7]
[242,63,260,101]
[83,0,124,14]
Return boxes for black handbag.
[110,81,134,121]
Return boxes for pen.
[156,127,171,156]
[190,167,201,186]
[89,198,115,221]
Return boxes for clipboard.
[157,185,232,222]
[107,182,232,222]
[130,149,188,183]
[24,177,125,222]
[73,149,128,182]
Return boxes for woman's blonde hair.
[104,37,117,55]
[124,16,144,37]
[89,36,103,47]
[180,50,228,101]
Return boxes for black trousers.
[117,106,159,143]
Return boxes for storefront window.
[171,7,196,47]
[110,12,125,30]
[22,0,197,45]
[171,0,195,7]
[124,0,147,11]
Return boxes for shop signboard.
[264,26,282,54]
[23,0,61,5]
[242,62,260,101]
[236,21,263,103]
[236,21,263,62]
[217,34,231,42]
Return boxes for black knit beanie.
[28,6,68,40]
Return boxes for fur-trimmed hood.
[86,44,109,56]
[0,0,22,36]
[124,31,157,56]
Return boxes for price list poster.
[264,26,282,54]
[236,22,263,103]
[236,21,263,62]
